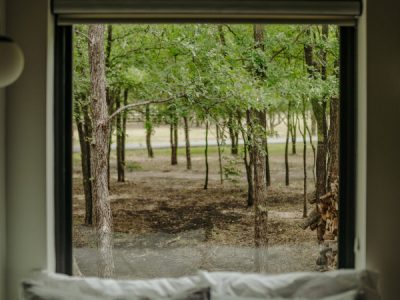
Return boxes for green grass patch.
[126,161,143,171]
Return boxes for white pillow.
[23,271,206,300]
[199,270,379,300]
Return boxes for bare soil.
[73,144,320,279]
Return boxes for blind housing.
[53,0,362,25]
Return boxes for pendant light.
[0,36,24,88]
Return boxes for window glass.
[72,24,340,278]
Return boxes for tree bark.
[227,115,239,155]
[305,122,316,183]
[253,25,269,272]
[265,114,271,187]
[245,110,255,207]
[116,92,125,182]
[105,25,114,191]
[216,123,224,184]
[121,89,128,180]
[304,25,329,243]
[290,114,297,154]
[285,102,291,186]
[88,24,114,278]
[252,109,269,272]
[74,97,93,225]
[204,118,209,190]
[145,104,154,158]
[327,58,340,191]
[183,116,192,170]
[170,120,178,165]
[301,102,308,218]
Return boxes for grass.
[73,143,315,166]
[123,143,311,157]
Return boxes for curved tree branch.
[108,94,186,122]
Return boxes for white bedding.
[22,269,380,300]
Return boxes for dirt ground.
[73,141,320,279]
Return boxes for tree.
[145,104,154,158]
[73,26,93,225]
[88,24,114,278]
[183,115,192,170]
[252,24,269,272]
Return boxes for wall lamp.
[0,36,24,88]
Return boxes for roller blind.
[53,0,362,25]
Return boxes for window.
[54,2,357,279]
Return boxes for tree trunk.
[304,25,329,243]
[245,110,255,207]
[253,24,269,272]
[301,101,308,218]
[170,120,178,165]
[121,89,128,180]
[327,55,340,191]
[252,109,269,272]
[265,137,271,187]
[216,123,224,184]
[290,114,297,154]
[116,93,125,182]
[74,98,93,226]
[105,25,114,191]
[305,122,316,183]
[145,104,154,158]
[227,114,239,155]
[183,116,192,170]
[204,118,209,190]
[285,103,291,186]
[88,24,114,278]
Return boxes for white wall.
[364,0,400,299]
[0,0,7,298]
[4,0,54,299]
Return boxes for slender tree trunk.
[285,103,291,186]
[204,119,209,190]
[105,25,114,191]
[227,115,239,155]
[75,99,93,225]
[265,138,271,187]
[183,116,192,170]
[305,122,316,183]
[290,114,297,154]
[145,104,154,158]
[116,93,125,182]
[170,120,178,165]
[245,110,254,207]
[238,114,254,207]
[107,117,112,189]
[327,97,340,189]
[88,24,114,278]
[301,101,308,218]
[216,123,224,184]
[121,89,128,180]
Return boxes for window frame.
[54,22,356,275]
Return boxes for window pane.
[72,24,340,278]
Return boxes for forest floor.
[73,140,320,279]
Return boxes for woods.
[73,24,340,276]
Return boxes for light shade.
[0,36,24,88]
